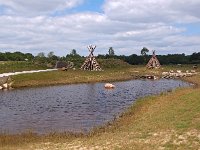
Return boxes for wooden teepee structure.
[146,50,161,69]
[81,45,102,71]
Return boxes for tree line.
[97,53,199,65]
[98,47,200,65]
[0,48,199,65]
[0,52,34,61]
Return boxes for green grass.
[1,59,134,88]
[0,61,47,73]
[6,59,135,88]
[11,63,199,89]
[12,68,137,88]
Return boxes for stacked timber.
[162,70,198,79]
[134,75,158,80]
[140,75,158,80]
[146,50,161,69]
[81,45,102,71]
[0,76,13,90]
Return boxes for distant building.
[55,61,74,69]
[55,61,68,69]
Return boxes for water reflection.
[0,79,190,134]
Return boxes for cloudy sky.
[0,0,200,56]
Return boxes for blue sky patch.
[74,0,104,13]
[51,0,104,16]
[176,23,200,36]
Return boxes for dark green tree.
[34,52,46,65]
[0,52,6,61]
[108,47,115,56]
[141,47,149,63]
[190,52,200,64]
[37,52,45,58]
[47,51,54,58]
[24,53,34,60]
[70,49,77,56]
[66,49,82,68]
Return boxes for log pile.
[193,65,198,69]
[146,50,161,69]
[162,70,198,79]
[0,76,13,90]
[81,45,102,71]
[134,75,159,80]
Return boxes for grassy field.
[10,59,136,88]
[0,61,200,150]
[0,61,48,74]
[12,64,199,88]
[1,60,197,88]
[12,67,144,88]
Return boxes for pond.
[0,79,190,134]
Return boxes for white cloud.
[103,0,200,23]
[0,0,199,56]
[0,0,84,16]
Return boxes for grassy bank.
[11,64,199,88]
[12,68,136,88]
[11,60,135,88]
[0,63,200,149]
[1,59,136,88]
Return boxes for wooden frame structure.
[81,45,102,71]
[146,50,161,69]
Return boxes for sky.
[0,0,200,56]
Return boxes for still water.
[0,79,190,134]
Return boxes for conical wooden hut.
[81,45,102,71]
[146,50,161,69]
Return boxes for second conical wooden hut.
[146,50,161,69]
